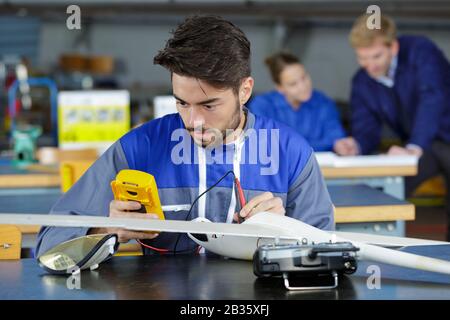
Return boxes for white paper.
[315,152,418,168]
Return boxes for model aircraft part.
[354,241,450,275]
[38,234,117,274]
[253,242,359,291]
[1,212,450,276]
[186,215,329,260]
[334,231,448,248]
[0,213,297,240]
[245,214,450,276]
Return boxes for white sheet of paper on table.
[315,152,419,168]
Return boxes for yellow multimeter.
[111,169,165,220]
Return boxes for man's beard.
[187,100,242,148]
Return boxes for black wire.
[172,170,236,255]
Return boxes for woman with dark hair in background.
[249,52,346,152]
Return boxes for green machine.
[8,77,57,168]
[12,125,42,167]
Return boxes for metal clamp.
[282,271,339,291]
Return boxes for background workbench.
[323,161,417,237]
[0,184,415,255]
[0,165,59,188]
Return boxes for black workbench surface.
[1,245,450,300]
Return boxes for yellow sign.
[58,90,130,150]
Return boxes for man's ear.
[239,77,254,106]
[391,39,400,56]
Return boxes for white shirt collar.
[374,55,398,88]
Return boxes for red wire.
[137,239,201,255]
[235,177,246,206]
[137,239,169,253]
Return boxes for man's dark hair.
[154,15,251,94]
[264,51,300,85]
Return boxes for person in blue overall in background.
[248,52,346,152]
[334,14,450,241]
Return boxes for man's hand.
[334,137,359,156]
[388,145,423,157]
[233,192,285,222]
[88,200,160,243]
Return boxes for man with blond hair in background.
[335,14,450,240]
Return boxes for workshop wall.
[38,18,450,102]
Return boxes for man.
[36,16,334,257]
[334,14,450,240]
[249,52,346,152]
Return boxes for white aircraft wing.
[1,212,450,275]
[0,213,293,240]
[333,231,449,248]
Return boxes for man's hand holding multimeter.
[88,169,286,241]
[88,200,160,243]
[105,200,161,243]
[88,170,164,243]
